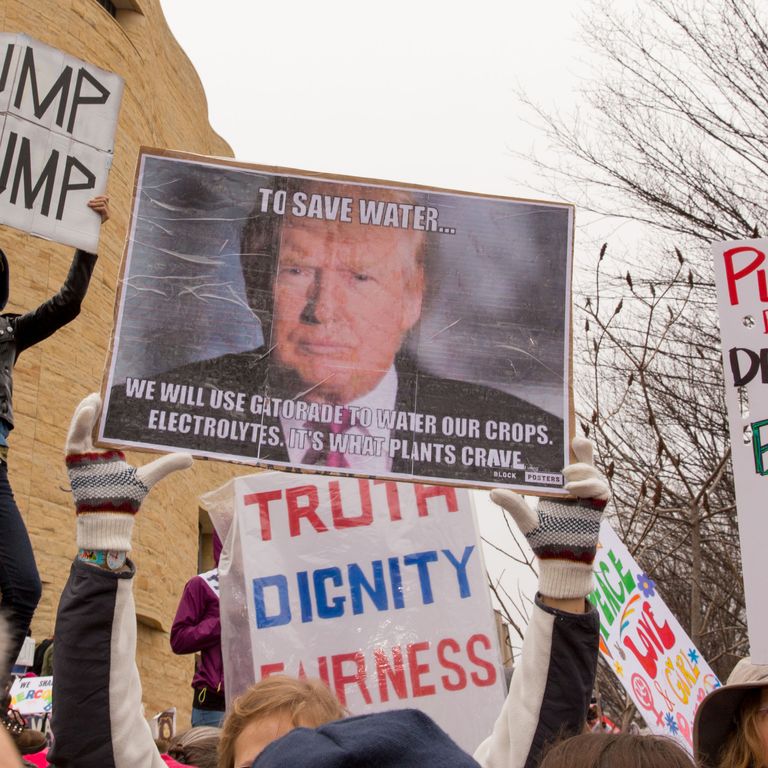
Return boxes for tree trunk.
[690,502,702,647]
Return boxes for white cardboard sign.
[590,522,720,752]
[712,238,768,663]
[0,34,123,251]
[206,472,506,755]
[9,675,52,716]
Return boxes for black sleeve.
[14,250,97,355]
[529,597,599,763]
[473,596,599,768]
[48,559,165,768]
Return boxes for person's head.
[166,726,221,768]
[241,181,426,403]
[695,657,768,768]
[218,675,346,768]
[715,688,768,768]
[239,708,481,768]
[539,733,694,767]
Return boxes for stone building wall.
[0,0,240,727]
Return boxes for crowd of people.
[0,196,763,768]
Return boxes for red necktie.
[302,407,352,468]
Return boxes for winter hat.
[0,249,9,311]
[253,708,481,768]
[694,657,768,767]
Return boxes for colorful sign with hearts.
[589,522,720,753]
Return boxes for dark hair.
[539,733,695,768]
[239,177,285,340]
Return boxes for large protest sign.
[202,472,506,754]
[100,148,574,494]
[712,238,768,663]
[0,34,123,251]
[590,522,719,753]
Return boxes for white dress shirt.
[281,365,398,473]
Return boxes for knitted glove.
[490,437,609,600]
[65,393,193,552]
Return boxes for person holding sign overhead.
[0,195,108,750]
[47,391,606,768]
[212,438,610,768]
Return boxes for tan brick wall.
[0,0,245,729]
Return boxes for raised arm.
[473,438,608,768]
[48,393,191,768]
[14,196,109,354]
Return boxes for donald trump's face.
[271,217,424,404]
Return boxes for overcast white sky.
[157,1,593,196]
[157,0,629,636]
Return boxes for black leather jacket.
[0,249,97,428]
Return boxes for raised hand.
[490,437,609,601]
[87,195,110,223]
[65,392,192,553]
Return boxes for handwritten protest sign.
[0,34,123,251]
[10,675,52,716]
[712,238,768,663]
[149,707,176,741]
[590,522,719,752]
[202,472,506,754]
[100,148,574,495]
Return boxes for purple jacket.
[170,537,223,696]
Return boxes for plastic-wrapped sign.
[101,148,574,495]
[712,238,768,663]
[590,522,719,753]
[0,34,123,251]
[203,472,506,755]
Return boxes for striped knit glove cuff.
[66,450,150,552]
[491,437,610,600]
[531,497,607,599]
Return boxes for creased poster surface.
[101,149,574,494]
[712,237,768,662]
[0,34,123,251]
[206,472,506,755]
[590,522,719,753]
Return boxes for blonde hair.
[218,675,346,768]
[718,689,767,768]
